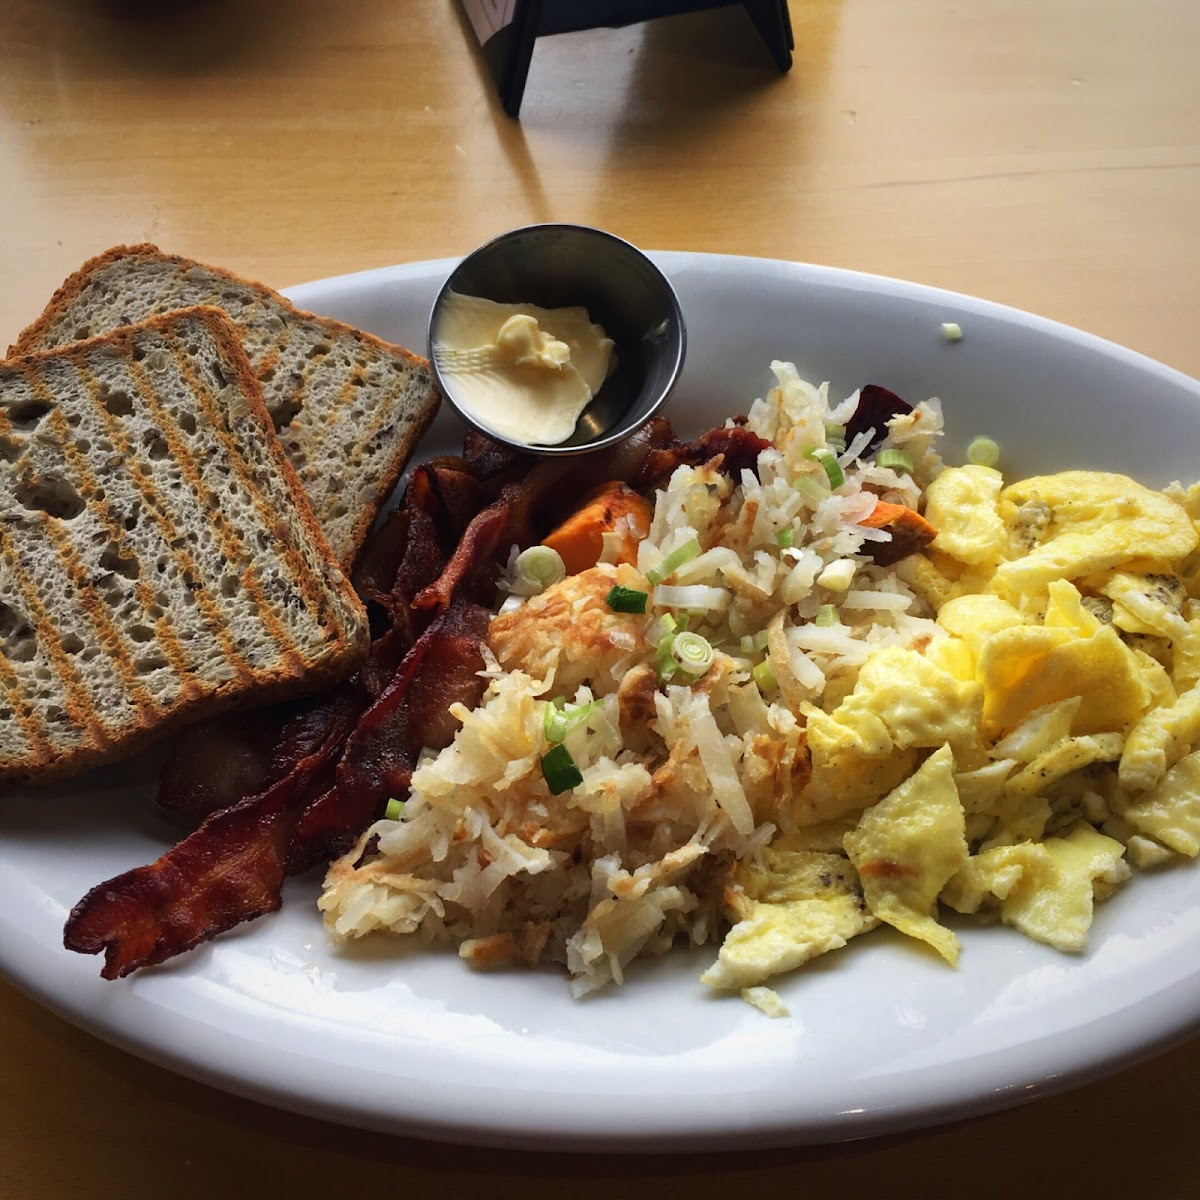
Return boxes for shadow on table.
[7,0,375,74]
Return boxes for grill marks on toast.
[43,401,199,695]
[26,404,176,720]
[0,407,85,769]
[289,350,408,530]
[0,380,124,755]
[70,357,259,691]
[125,347,308,680]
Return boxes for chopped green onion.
[806,447,845,489]
[605,584,648,614]
[671,631,714,676]
[514,545,565,593]
[876,448,913,474]
[967,435,1000,467]
[793,476,829,505]
[814,604,839,627]
[645,613,677,646]
[657,630,678,661]
[941,322,963,342]
[543,697,598,744]
[824,422,847,441]
[645,537,702,586]
[541,743,583,795]
[739,630,770,654]
[752,660,777,692]
[776,527,795,548]
[384,797,405,821]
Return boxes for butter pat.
[433,292,615,445]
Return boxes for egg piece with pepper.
[701,841,877,991]
[989,471,1198,601]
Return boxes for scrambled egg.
[710,465,1200,996]
[701,840,877,990]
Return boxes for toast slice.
[10,245,440,570]
[0,307,369,787]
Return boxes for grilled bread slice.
[0,307,369,788]
[10,244,440,570]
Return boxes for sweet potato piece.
[541,481,653,574]
[860,500,937,567]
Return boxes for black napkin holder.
[460,1,793,116]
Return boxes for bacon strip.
[288,598,491,871]
[154,708,289,827]
[636,425,771,488]
[63,693,361,979]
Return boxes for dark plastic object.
[461,1,794,117]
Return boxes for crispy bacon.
[413,421,677,613]
[352,507,410,622]
[636,424,770,489]
[64,693,362,979]
[155,708,288,826]
[154,612,407,827]
[288,597,491,871]
[461,429,531,482]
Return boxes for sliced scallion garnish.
[806,447,845,489]
[967,435,1000,467]
[793,476,829,505]
[814,604,839,627]
[671,631,714,676]
[644,537,702,586]
[876,448,914,474]
[644,613,677,646]
[384,797,405,821]
[543,697,598,744]
[605,584,648,614]
[752,660,777,692]
[514,545,565,594]
[541,743,584,795]
[739,630,770,654]
[776,527,795,548]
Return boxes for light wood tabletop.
[2,0,1199,1195]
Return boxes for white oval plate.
[4,253,1200,1152]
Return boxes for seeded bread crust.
[0,306,369,788]
[11,245,441,570]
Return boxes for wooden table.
[2,1,1199,1194]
